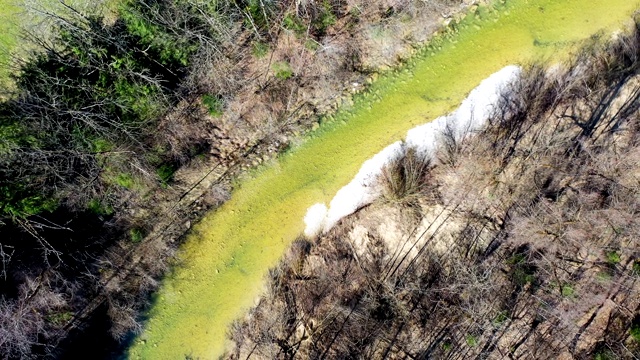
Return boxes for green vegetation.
[633,260,640,276]
[0,0,22,86]
[315,1,337,34]
[508,253,537,287]
[129,0,640,358]
[130,228,145,243]
[561,284,576,298]
[202,94,224,117]
[251,41,270,58]
[46,311,74,326]
[283,13,307,35]
[493,311,510,327]
[1,0,638,357]
[0,0,243,357]
[631,324,640,342]
[594,349,616,360]
[88,199,114,216]
[605,250,621,265]
[273,61,294,80]
[466,335,479,347]
[156,163,177,184]
[0,2,198,219]
[115,173,135,189]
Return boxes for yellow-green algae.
[129,0,640,358]
[0,0,19,84]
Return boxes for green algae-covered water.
[128,1,640,358]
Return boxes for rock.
[184,221,191,229]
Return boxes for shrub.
[379,146,431,206]
[88,199,114,216]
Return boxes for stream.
[128,0,640,358]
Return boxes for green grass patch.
[129,228,145,243]
[202,94,223,117]
[493,311,510,327]
[0,0,19,86]
[272,61,294,80]
[115,173,135,189]
[47,311,73,326]
[594,349,616,360]
[156,163,176,185]
[561,284,576,298]
[465,335,478,347]
[442,342,452,351]
[128,0,640,358]
[252,41,270,58]
[606,250,621,265]
[283,13,306,36]
[91,138,114,153]
[632,260,640,276]
[88,198,114,216]
[630,324,640,342]
[305,39,320,51]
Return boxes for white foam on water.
[303,65,522,237]
[323,141,404,232]
[304,203,328,237]
[406,65,522,156]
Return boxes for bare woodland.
[0,0,466,358]
[229,21,640,360]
